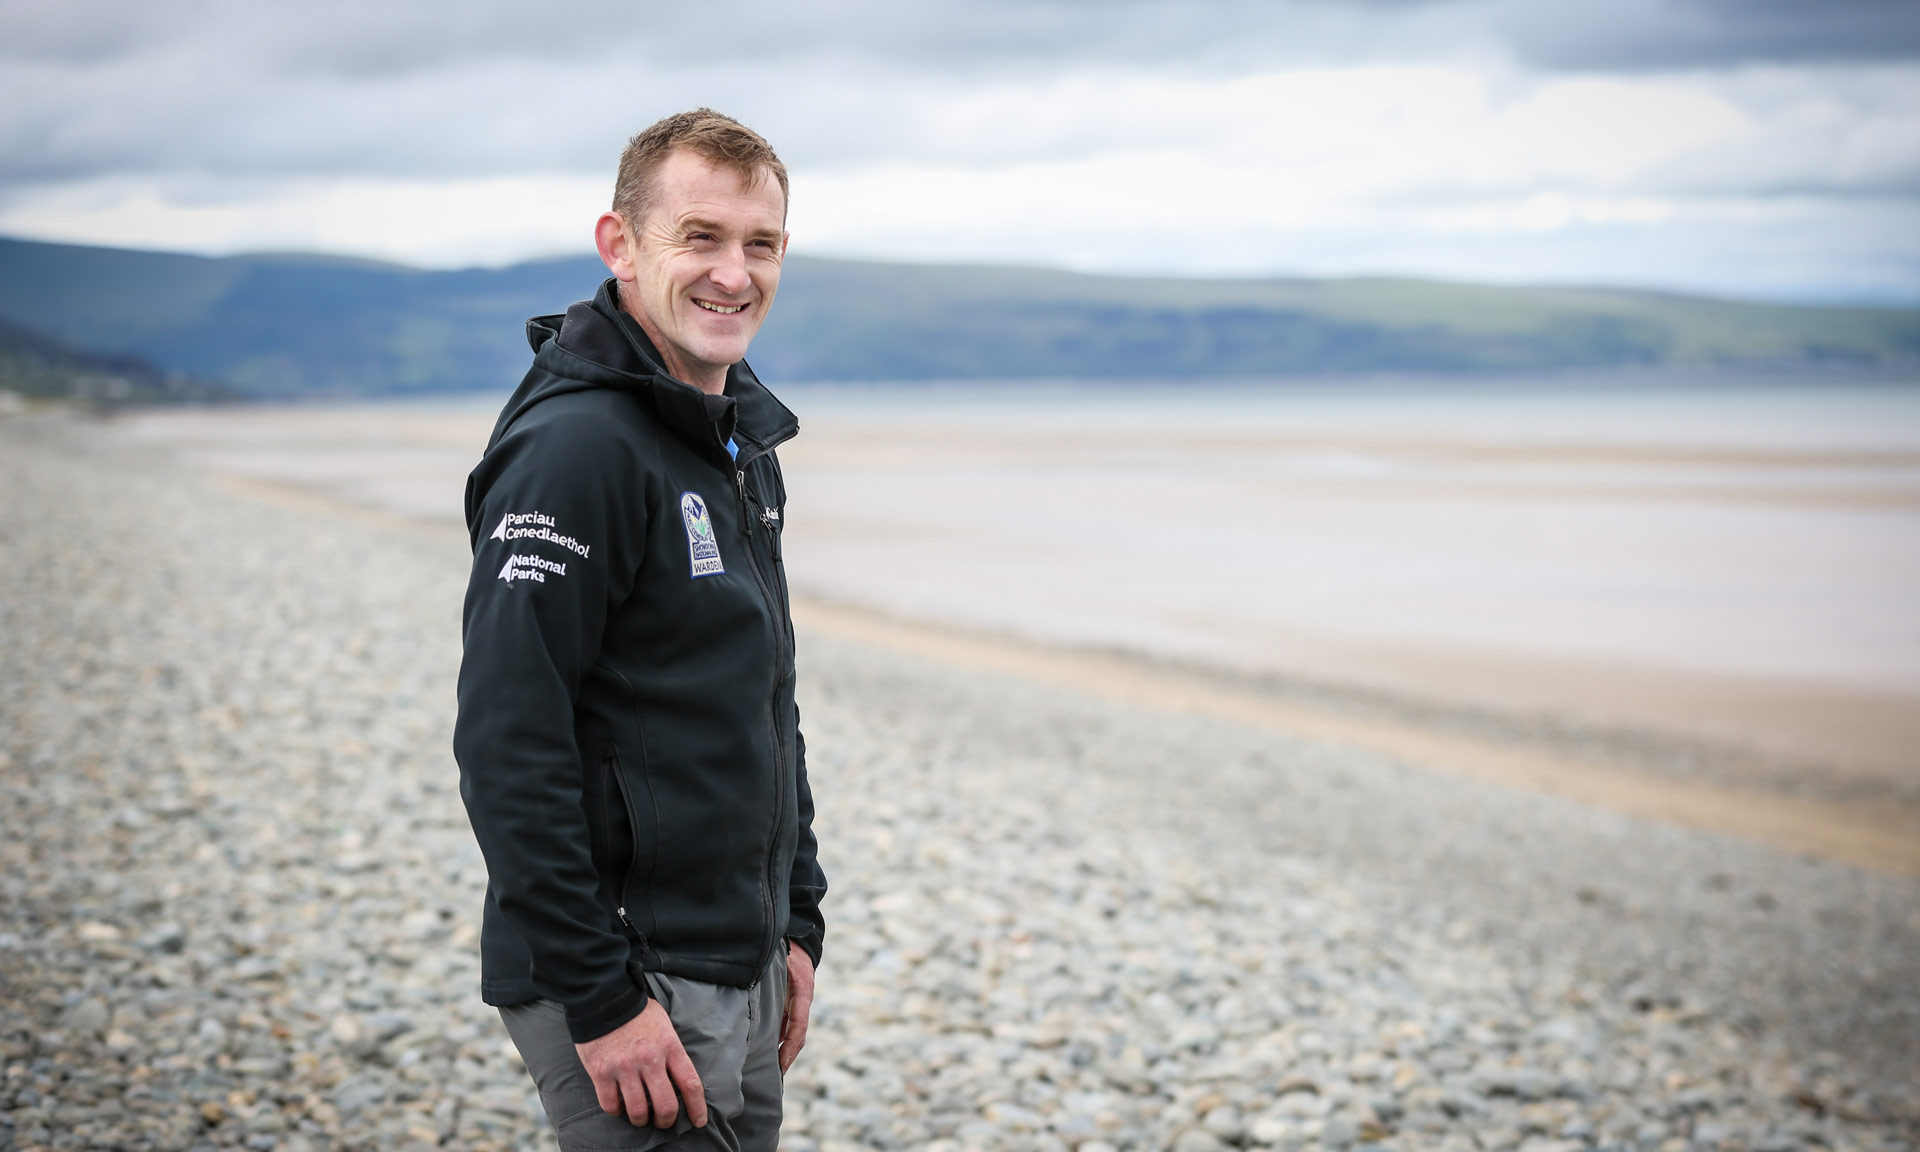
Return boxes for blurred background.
[5,5,1920,1149]
[3,0,1917,804]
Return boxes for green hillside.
[0,315,230,405]
[0,235,1914,398]
[751,261,1920,379]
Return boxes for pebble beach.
[2,406,1917,1152]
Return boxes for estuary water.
[113,372,1920,778]
[774,375,1920,776]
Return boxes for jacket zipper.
[734,457,791,975]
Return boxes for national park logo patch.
[680,491,725,578]
[496,553,567,584]
[488,510,590,559]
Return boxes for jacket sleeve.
[454,410,649,1043]
[786,711,827,967]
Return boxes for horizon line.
[3,231,1917,312]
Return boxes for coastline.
[185,454,1920,876]
[93,395,1920,877]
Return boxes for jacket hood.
[486,278,797,461]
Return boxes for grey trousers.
[499,952,788,1152]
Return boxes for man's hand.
[574,1000,707,1129]
[780,943,815,1075]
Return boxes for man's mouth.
[694,299,747,315]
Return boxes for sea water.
[114,372,1920,767]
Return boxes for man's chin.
[692,337,756,369]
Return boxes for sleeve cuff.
[787,923,823,969]
[563,971,650,1044]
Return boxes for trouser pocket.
[499,998,699,1150]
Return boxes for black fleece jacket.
[453,279,825,1044]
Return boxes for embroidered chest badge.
[680,491,725,578]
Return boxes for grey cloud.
[3,0,1918,195]
[11,0,1916,74]
[1494,0,1920,71]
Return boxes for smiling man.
[453,109,826,1152]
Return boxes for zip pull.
[735,470,753,538]
[760,506,782,560]
[616,906,647,949]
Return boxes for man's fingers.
[593,1078,624,1117]
[667,1046,709,1128]
[779,1018,808,1073]
[640,1063,679,1129]
[780,944,817,1075]
[779,992,812,1074]
[587,1063,624,1116]
[608,1071,645,1127]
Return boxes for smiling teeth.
[695,300,745,314]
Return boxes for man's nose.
[709,245,750,294]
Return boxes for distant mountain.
[753,260,1920,381]
[1,235,1916,398]
[0,314,230,405]
[0,238,593,398]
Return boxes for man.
[453,108,825,1152]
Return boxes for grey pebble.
[59,997,110,1037]
[139,922,189,952]
[1,411,1918,1152]
[1321,1114,1361,1148]
[1171,1129,1228,1152]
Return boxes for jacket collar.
[591,279,797,462]
[529,278,798,464]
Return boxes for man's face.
[619,149,788,390]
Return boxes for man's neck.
[660,352,728,397]
[617,286,729,396]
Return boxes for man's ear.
[779,232,790,259]
[595,212,637,282]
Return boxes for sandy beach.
[102,381,1920,870]
[3,392,1917,1151]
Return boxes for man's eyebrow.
[678,215,783,243]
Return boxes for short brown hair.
[612,108,789,229]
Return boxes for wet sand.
[773,386,1920,791]
[102,379,1920,872]
[790,598,1920,876]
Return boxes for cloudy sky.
[3,0,1917,300]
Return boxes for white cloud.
[0,1,1914,300]
[0,175,610,268]
[778,63,1919,295]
